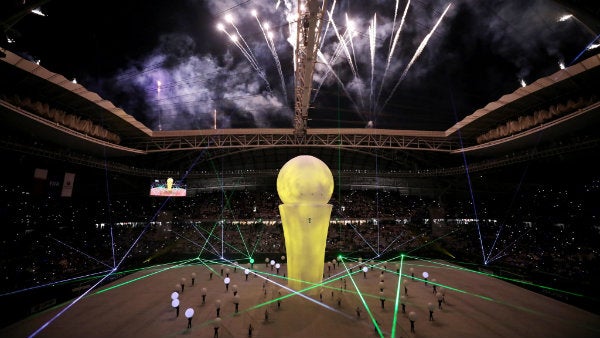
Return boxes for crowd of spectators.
[476,95,598,144]
[1,179,598,304]
[1,94,121,144]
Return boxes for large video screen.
[150,178,187,197]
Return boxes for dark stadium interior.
[1,1,600,337]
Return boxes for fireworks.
[213,1,454,125]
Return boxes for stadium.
[1,1,600,337]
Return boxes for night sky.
[2,0,598,131]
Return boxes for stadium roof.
[1,0,600,194]
[2,49,600,194]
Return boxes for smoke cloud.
[85,0,593,131]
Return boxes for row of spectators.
[4,91,597,150]
[1,94,121,144]
[476,95,598,144]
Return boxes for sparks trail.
[379,3,452,115]
[226,14,261,69]
[328,9,358,79]
[375,0,410,115]
[368,13,377,114]
[253,10,288,104]
[346,13,359,76]
[313,28,346,102]
[317,50,362,117]
[313,13,366,109]
[345,12,366,110]
[319,0,336,51]
[388,0,401,52]
[217,20,273,93]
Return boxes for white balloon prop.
[422,271,429,278]
[185,308,194,318]
[171,291,179,300]
[171,299,179,308]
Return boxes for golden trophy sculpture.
[277,155,334,294]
